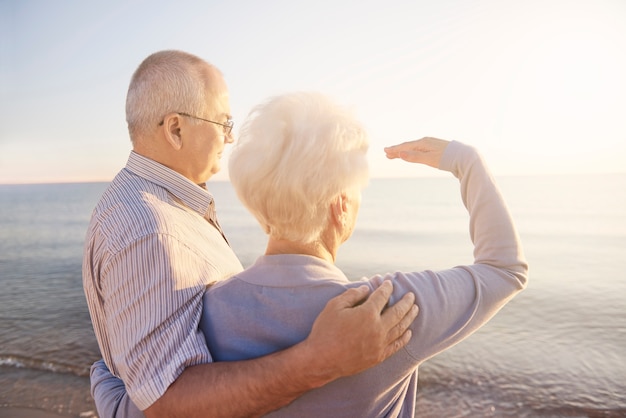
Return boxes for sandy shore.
[0,407,79,418]
[0,366,97,418]
[0,406,97,418]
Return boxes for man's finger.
[383,293,419,359]
[387,302,418,343]
[381,291,416,329]
[362,280,394,313]
[383,329,413,359]
[332,285,370,309]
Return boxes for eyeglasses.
[159,112,234,135]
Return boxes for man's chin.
[207,165,221,179]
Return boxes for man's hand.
[302,281,418,385]
[384,137,450,168]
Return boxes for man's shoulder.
[95,172,152,215]
[90,171,176,242]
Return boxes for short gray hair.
[125,50,221,142]
[229,92,369,244]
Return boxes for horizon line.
[2,171,625,187]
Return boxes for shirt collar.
[125,151,213,217]
[233,254,350,287]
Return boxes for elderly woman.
[200,92,528,417]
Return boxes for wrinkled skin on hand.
[303,281,418,382]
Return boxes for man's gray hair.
[229,92,369,244]
[125,50,221,142]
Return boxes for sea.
[0,174,625,418]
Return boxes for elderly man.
[83,50,418,418]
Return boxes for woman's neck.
[265,237,337,263]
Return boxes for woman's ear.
[162,113,183,150]
[330,194,349,227]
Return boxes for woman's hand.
[384,137,450,169]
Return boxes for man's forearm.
[145,341,326,418]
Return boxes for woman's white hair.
[229,92,369,244]
[125,50,222,142]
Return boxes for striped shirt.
[83,151,243,410]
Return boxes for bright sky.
[1,0,625,184]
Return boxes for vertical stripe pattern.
[83,152,243,410]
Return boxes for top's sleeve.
[90,359,145,418]
[373,140,528,362]
[102,234,212,410]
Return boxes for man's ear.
[162,113,183,150]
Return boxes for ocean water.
[1,174,625,417]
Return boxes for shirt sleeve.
[101,233,212,410]
[372,140,528,362]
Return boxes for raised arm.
[384,137,528,360]
[385,136,527,280]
